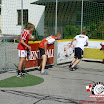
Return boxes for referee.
[69,29,89,71]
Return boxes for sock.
[21,70,25,73]
[18,70,21,75]
[71,66,74,68]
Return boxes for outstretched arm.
[69,38,76,48]
[84,42,88,46]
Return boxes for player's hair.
[25,23,35,30]
[55,33,61,37]
[82,29,87,35]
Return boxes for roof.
[31,0,104,5]
[31,0,87,5]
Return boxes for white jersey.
[75,34,88,51]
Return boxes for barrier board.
[25,41,54,68]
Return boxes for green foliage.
[85,21,104,39]
[63,25,81,39]
[63,21,104,40]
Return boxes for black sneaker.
[69,63,73,68]
[70,67,75,71]
[38,67,42,71]
[21,70,28,75]
[17,74,24,78]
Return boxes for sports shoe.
[69,63,73,68]
[70,67,76,71]
[38,67,42,71]
[17,74,24,78]
[21,70,28,75]
[41,71,48,75]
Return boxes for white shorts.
[18,50,27,58]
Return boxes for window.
[17,9,28,25]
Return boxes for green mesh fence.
[83,1,104,39]
[32,0,104,40]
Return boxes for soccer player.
[17,23,35,77]
[38,33,61,75]
[69,29,88,71]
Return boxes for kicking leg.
[72,59,81,67]
[71,59,81,71]
[69,57,77,68]
[72,57,77,64]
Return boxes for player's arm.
[21,39,31,51]
[70,38,76,45]
[44,41,48,55]
[84,37,89,47]
[84,42,88,46]
[69,37,76,48]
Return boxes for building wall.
[1,0,45,36]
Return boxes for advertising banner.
[25,41,54,68]
[84,40,104,60]
[25,39,104,68]
[57,40,75,64]
[57,39,104,64]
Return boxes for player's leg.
[21,58,27,75]
[38,48,43,71]
[69,48,77,68]
[69,57,77,68]
[72,59,81,68]
[71,48,82,71]
[18,57,25,77]
[38,59,42,71]
[39,48,48,74]
[22,59,25,70]
[21,50,28,75]
[17,50,26,77]
[41,54,48,74]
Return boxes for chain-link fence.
[0,36,20,73]
[32,0,104,39]
[1,0,104,39]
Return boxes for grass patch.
[0,74,44,87]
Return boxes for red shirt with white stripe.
[17,29,32,50]
[39,36,56,49]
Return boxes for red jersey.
[39,36,56,49]
[17,29,32,50]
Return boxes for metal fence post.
[54,40,58,66]
[55,0,58,34]
[4,39,7,71]
[81,0,84,33]
[21,0,23,33]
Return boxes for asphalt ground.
[0,60,104,104]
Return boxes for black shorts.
[74,47,83,59]
[39,48,45,57]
